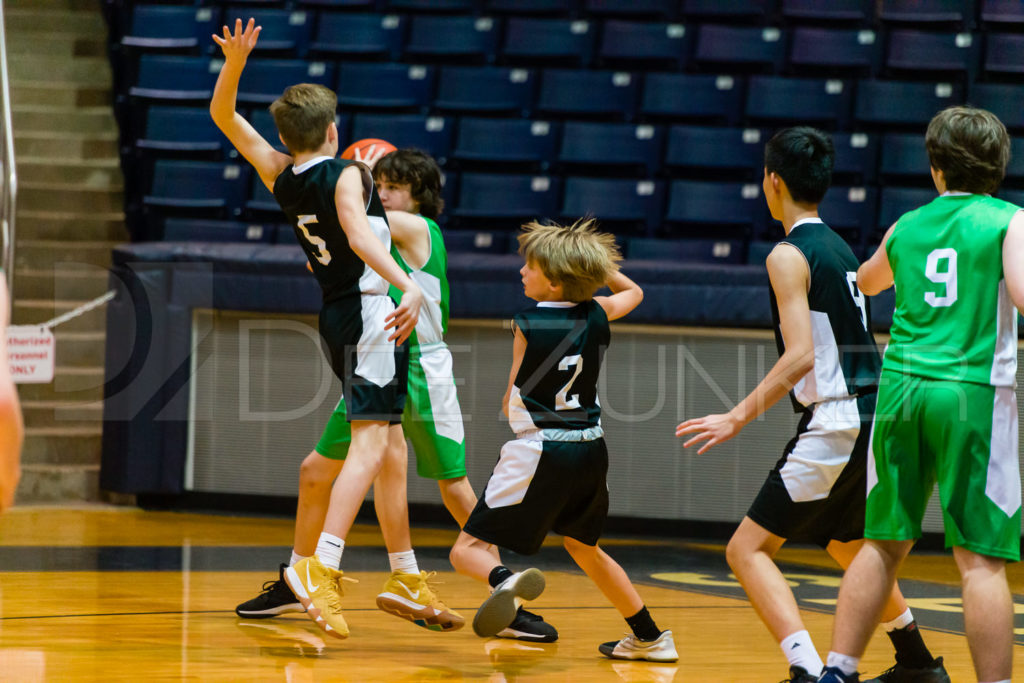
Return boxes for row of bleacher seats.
[104,0,1023,29]
[120,57,1024,130]
[125,109,1024,187]
[136,160,1024,248]
[111,10,1024,83]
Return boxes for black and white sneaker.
[599,630,679,662]
[472,568,546,638]
[496,607,558,643]
[235,563,304,618]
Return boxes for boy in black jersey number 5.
[449,219,678,662]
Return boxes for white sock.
[388,550,419,574]
[315,532,344,569]
[826,652,859,676]
[881,607,914,632]
[780,630,823,675]
[289,550,307,567]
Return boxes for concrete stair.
[5,1,127,502]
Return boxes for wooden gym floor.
[2,506,1024,681]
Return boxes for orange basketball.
[340,138,397,161]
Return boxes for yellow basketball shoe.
[375,570,465,632]
[284,557,353,640]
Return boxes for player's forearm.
[730,348,813,427]
[210,60,245,128]
[342,210,418,294]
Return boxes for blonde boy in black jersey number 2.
[448,219,678,663]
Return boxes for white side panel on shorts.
[411,270,444,346]
[356,294,397,388]
[865,417,878,497]
[484,438,542,508]
[420,347,465,444]
[780,397,860,502]
[987,386,1021,517]
[990,281,1018,388]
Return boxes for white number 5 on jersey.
[296,214,332,266]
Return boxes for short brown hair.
[925,106,1010,194]
[517,218,621,302]
[373,149,444,219]
[268,83,337,154]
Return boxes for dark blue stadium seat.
[451,117,559,168]
[682,0,774,22]
[640,73,744,125]
[433,66,536,116]
[535,69,639,120]
[557,122,664,175]
[247,175,286,218]
[628,237,744,264]
[386,0,479,11]
[694,24,785,73]
[878,133,929,181]
[349,113,454,163]
[163,218,277,243]
[596,20,690,70]
[663,180,766,237]
[997,188,1024,206]
[877,0,975,27]
[968,83,1024,132]
[984,33,1024,79]
[120,5,220,53]
[453,173,561,225]
[485,0,576,15]
[746,239,776,265]
[854,79,963,129]
[296,0,376,7]
[832,132,879,184]
[981,0,1024,26]
[1006,137,1024,184]
[744,76,853,129]
[788,27,881,76]
[404,15,499,63]
[885,30,979,80]
[337,63,435,111]
[441,230,511,254]
[818,185,878,246]
[502,18,596,66]
[237,58,336,105]
[664,125,764,179]
[308,13,405,61]
[144,160,250,219]
[561,177,665,235]
[779,0,872,25]
[134,106,229,157]
[220,7,313,57]
[584,0,676,20]
[128,55,219,102]
[877,186,936,231]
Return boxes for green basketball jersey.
[883,193,1020,386]
[389,216,450,348]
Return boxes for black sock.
[888,621,934,668]
[625,606,662,642]
[488,565,514,589]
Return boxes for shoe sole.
[495,626,558,643]
[473,568,546,638]
[234,603,304,618]
[283,565,349,640]
[375,592,466,632]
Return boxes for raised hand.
[212,17,261,62]
[353,144,390,170]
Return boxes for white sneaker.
[599,630,678,662]
[472,568,545,638]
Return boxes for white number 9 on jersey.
[924,247,957,307]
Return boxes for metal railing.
[0,0,16,296]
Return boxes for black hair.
[763,126,835,205]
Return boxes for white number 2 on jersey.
[845,271,868,330]
[296,214,332,266]
[924,247,957,307]
[555,354,583,410]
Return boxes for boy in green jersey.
[820,107,1024,683]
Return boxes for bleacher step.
[19,184,123,214]
[16,210,127,242]
[12,300,108,333]
[5,0,97,10]
[5,10,106,38]
[16,239,121,271]
[6,33,106,58]
[16,371,104,403]
[8,56,111,86]
[16,463,100,503]
[11,83,110,108]
[14,107,117,136]
[16,268,111,304]
[17,157,123,188]
[22,420,103,461]
[15,132,118,160]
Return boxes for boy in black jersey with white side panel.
[211,19,462,639]
[449,219,678,663]
[676,128,947,683]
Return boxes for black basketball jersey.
[273,156,391,303]
[769,218,882,409]
[508,300,609,432]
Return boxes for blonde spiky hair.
[517,218,621,302]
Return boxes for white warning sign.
[7,325,55,384]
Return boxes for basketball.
[340,137,397,161]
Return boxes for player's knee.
[563,536,594,560]
[298,451,336,490]
[725,534,750,570]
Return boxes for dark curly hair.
[372,148,444,220]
